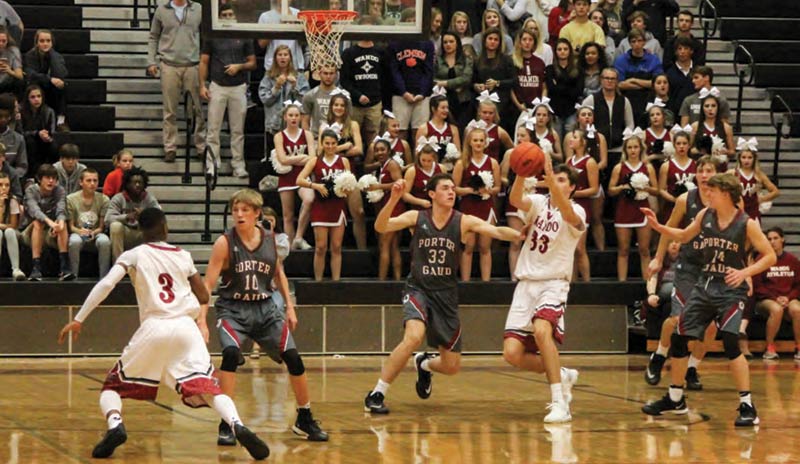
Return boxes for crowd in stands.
[0,0,788,302]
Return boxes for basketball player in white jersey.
[503,156,585,423]
[58,209,270,460]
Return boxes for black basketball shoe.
[415,352,433,399]
[233,423,270,460]
[645,353,667,385]
[364,391,390,414]
[685,367,703,391]
[292,408,329,441]
[91,423,127,458]
[642,393,689,416]
[217,419,236,446]
[734,402,760,427]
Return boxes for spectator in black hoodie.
[20,84,57,177]
[23,29,68,130]
[339,15,387,146]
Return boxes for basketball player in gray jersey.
[641,173,776,427]
[199,189,328,445]
[364,173,523,414]
[645,155,721,389]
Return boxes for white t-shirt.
[514,193,586,281]
[117,242,200,322]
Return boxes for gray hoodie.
[24,183,66,223]
[105,191,161,229]
[147,1,202,67]
[53,160,87,195]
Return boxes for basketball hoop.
[297,10,358,70]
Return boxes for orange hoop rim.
[297,10,359,32]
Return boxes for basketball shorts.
[504,280,569,353]
[101,316,221,408]
[215,293,296,364]
[402,284,462,353]
[676,276,748,339]
[670,262,700,317]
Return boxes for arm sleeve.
[614,56,627,81]
[624,98,634,130]
[258,75,278,105]
[498,56,515,89]
[501,0,529,22]
[752,268,769,300]
[105,194,127,224]
[50,50,69,79]
[13,137,26,179]
[73,265,129,323]
[447,56,473,89]
[55,187,67,221]
[147,11,162,66]
[23,50,49,86]
[388,45,406,95]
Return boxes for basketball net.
[297,10,358,70]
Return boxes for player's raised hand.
[390,179,406,200]
[58,320,82,344]
[640,208,661,230]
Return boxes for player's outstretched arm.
[464,214,523,243]
[375,180,418,233]
[649,192,689,279]
[509,173,534,214]
[726,220,778,288]
[641,207,705,244]
[57,264,127,344]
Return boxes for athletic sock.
[420,358,432,372]
[298,402,311,410]
[739,391,752,406]
[99,390,123,429]
[668,385,684,402]
[373,379,390,396]
[688,355,701,369]
[211,394,242,427]
[550,383,563,403]
[656,344,669,357]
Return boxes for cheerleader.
[689,94,734,162]
[525,98,563,161]
[728,137,779,223]
[464,95,513,162]
[453,127,501,281]
[566,129,599,282]
[415,95,462,163]
[297,129,351,281]
[273,101,316,250]
[402,143,442,210]
[370,138,406,280]
[657,131,696,222]
[608,130,658,281]
[364,110,412,173]
[643,102,671,168]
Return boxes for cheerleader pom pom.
[357,174,379,191]
[366,189,385,204]
[333,171,358,198]
[478,170,494,200]
[392,154,405,168]
[759,201,772,214]
[445,143,460,161]
[537,138,554,156]
[270,149,292,174]
[630,172,650,200]
[662,141,675,158]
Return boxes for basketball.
[510,142,545,178]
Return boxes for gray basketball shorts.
[676,276,748,340]
[670,263,700,317]
[402,284,462,353]
[215,292,296,364]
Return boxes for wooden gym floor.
[1,355,799,463]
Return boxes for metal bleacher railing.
[732,43,754,134]
[769,95,795,187]
[698,0,719,56]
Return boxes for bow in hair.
[320,121,343,136]
[531,96,553,114]
[645,98,666,112]
[698,86,720,99]
[372,131,393,145]
[670,124,693,135]
[736,137,758,152]
[622,127,645,141]
[330,87,351,99]
[575,102,594,112]
[283,99,302,108]
[432,85,447,97]
[476,90,500,103]
[466,119,489,132]
[416,136,439,152]
[382,110,397,119]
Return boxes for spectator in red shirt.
[548,0,574,47]
[753,227,800,361]
[102,149,134,198]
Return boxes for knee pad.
[220,346,242,372]
[670,333,690,358]
[280,349,305,376]
[722,332,741,360]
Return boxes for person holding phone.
[0,26,23,96]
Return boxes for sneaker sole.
[543,415,572,423]
[217,436,236,446]
[735,417,760,427]
[291,425,329,441]
[363,405,390,414]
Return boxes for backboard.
[203,0,431,41]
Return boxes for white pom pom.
[523,176,538,192]
[270,149,292,174]
[683,180,697,191]
[630,172,650,200]
[711,135,725,155]
[392,154,405,168]
[477,171,494,200]
[662,141,675,159]
[445,143,460,160]
[538,138,553,156]
[357,174,379,191]
[758,190,772,214]
[333,171,358,198]
[440,161,454,173]
[366,189,385,203]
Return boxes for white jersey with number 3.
[116,242,201,322]
[514,194,586,281]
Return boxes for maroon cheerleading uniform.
[427,121,454,160]
[409,164,442,209]
[277,129,309,192]
[645,128,671,169]
[378,159,407,217]
[458,155,496,222]
[310,155,348,227]
[738,168,760,222]
[568,154,592,222]
[390,137,406,162]
[661,157,697,221]
[614,161,649,228]
[485,123,502,162]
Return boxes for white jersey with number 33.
[514,194,586,282]
[116,242,201,322]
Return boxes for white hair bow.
[518,109,534,126]
[283,99,302,108]
[531,97,553,114]
[698,86,720,99]
[416,136,439,152]
[525,117,536,131]
[382,110,396,120]
[736,137,758,152]
[476,90,500,103]
[432,85,447,97]
[330,87,351,100]
[466,119,489,132]
[670,124,693,135]
[372,131,393,145]
[622,127,645,141]
[320,121,343,136]
[575,102,594,112]
[645,98,666,112]
[585,124,597,139]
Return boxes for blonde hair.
[461,127,487,167]
[229,188,263,211]
[476,100,500,124]
[597,0,621,14]
[736,149,762,173]
[512,29,538,68]
[448,11,472,37]
[112,149,134,167]
[481,8,506,36]
[522,17,546,55]
[268,45,297,79]
[326,94,354,140]
[621,136,646,163]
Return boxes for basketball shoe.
[234,423,270,460]
[685,367,703,390]
[734,402,760,427]
[364,391,389,414]
[642,393,689,416]
[292,408,329,441]
[645,353,667,385]
[544,400,572,423]
[561,367,579,404]
[217,419,236,446]
[92,423,127,458]
[415,352,434,399]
